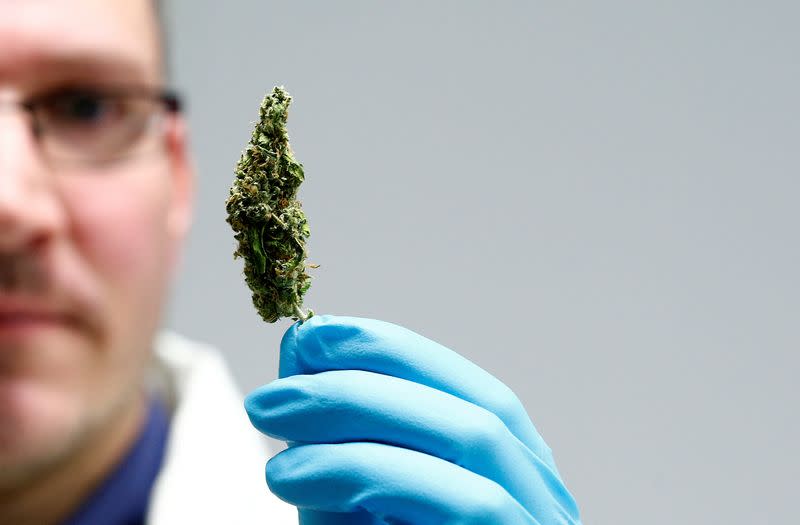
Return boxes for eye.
[28,86,164,163]
[63,94,104,121]
[42,90,125,128]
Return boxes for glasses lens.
[36,90,162,164]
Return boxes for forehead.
[0,0,160,86]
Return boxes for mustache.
[0,251,49,294]
[0,249,104,338]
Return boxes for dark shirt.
[61,397,170,525]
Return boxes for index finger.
[279,315,557,471]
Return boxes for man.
[0,1,580,523]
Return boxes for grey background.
[163,2,799,523]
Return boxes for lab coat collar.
[145,331,297,524]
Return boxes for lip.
[0,299,78,339]
[0,313,72,340]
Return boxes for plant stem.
[293,304,308,322]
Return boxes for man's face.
[0,0,192,479]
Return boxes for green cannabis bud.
[226,86,314,323]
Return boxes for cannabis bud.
[226,86,314,323]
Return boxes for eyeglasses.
[9,86,182,166]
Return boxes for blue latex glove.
[245,315,581,525]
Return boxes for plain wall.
[163,2,799,523]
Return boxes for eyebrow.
[7,50,160,93]
[42,53,156,82]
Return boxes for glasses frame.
[21,85,182,119]
[16,85,183,165]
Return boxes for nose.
[0,103,64,251]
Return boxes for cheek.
[84,202,163,277]
[62,170,172,289]
[57,164,177,374]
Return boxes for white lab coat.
[145,331,298,524]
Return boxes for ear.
[164,114,195,271]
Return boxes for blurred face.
[0,0,192,482]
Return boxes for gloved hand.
[245,315,581,525]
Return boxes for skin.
[0,1,193,523]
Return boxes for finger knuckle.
[488,382,526,423]
[477,409,511,445]
[462,484,515,524]
[459,408,513,464]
